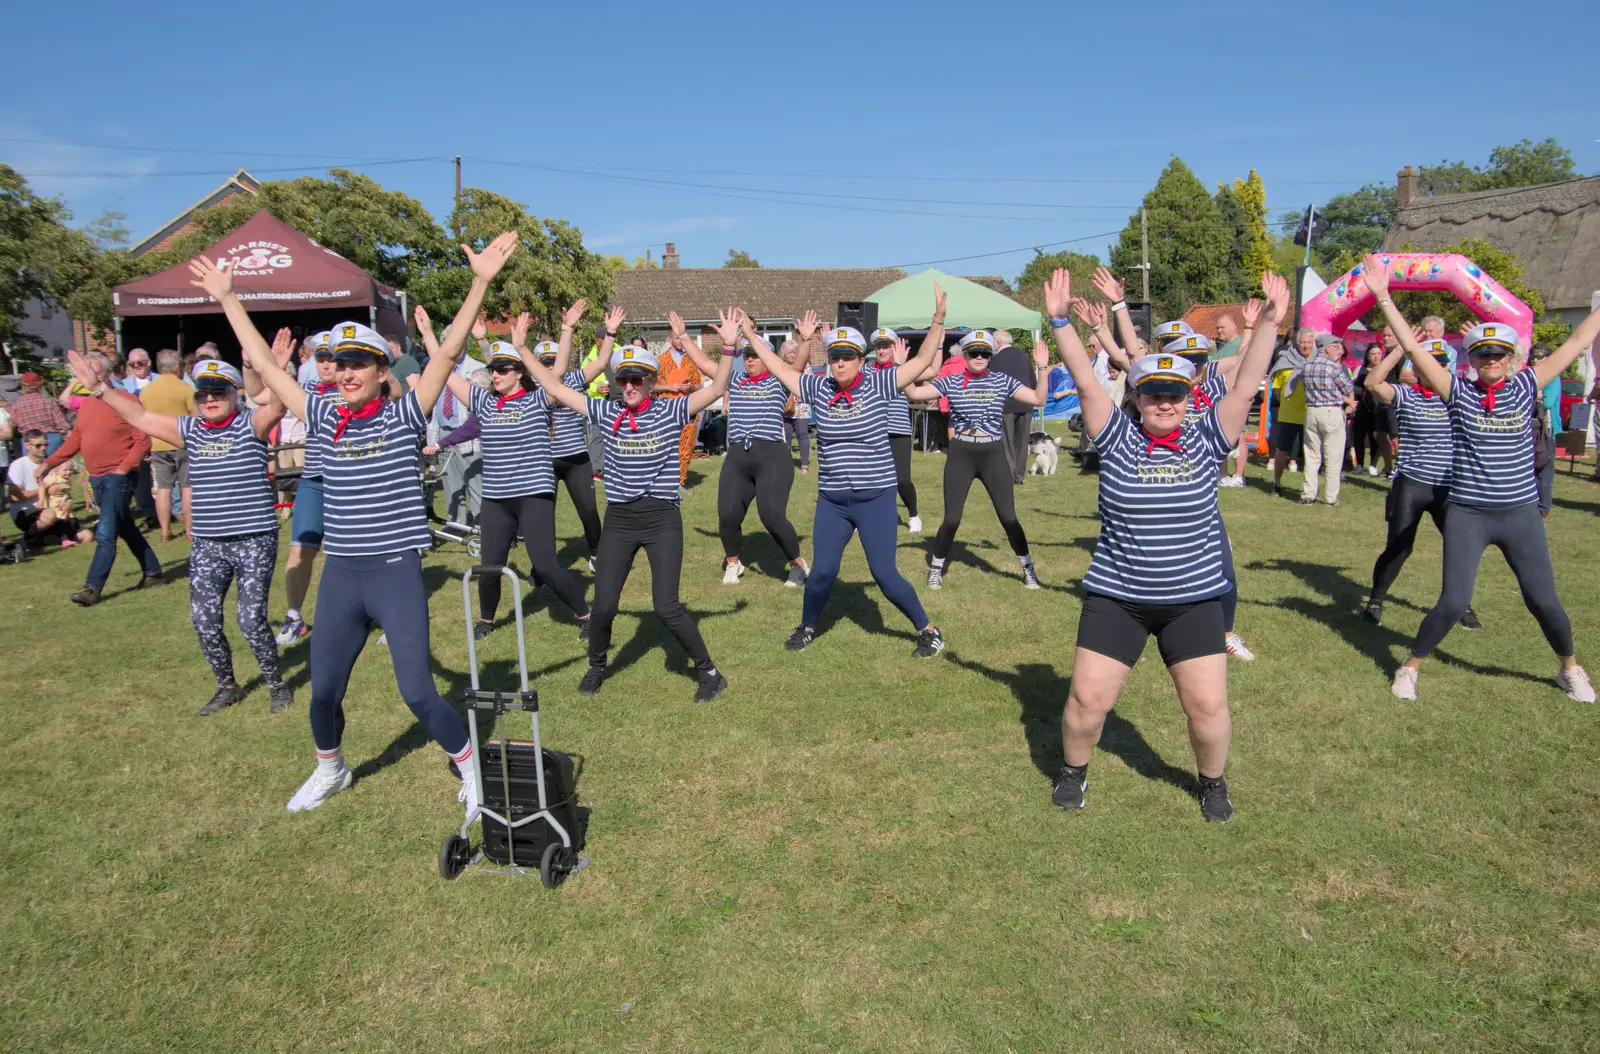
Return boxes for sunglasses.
[965,349,993,359]
[128,360,150,368]
[313,351,333,361]
[490,363,521,375]
[194,389,233,402]
[617,375,651,387]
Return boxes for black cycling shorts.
[1076,592,1225,668]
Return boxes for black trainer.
[785,625,816,652]
[912,626,944,659]
[269,684,294,714]
[199,684,238,717]
[473,619,494,642]
[1052,765,1087,810]
[1198,775,1234,823]
[1362,595,1384,625]
[694,668,728,704]
[1458,608,1482,630]
[577,665,605,696]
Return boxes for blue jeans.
[87,473,162,590]
[803,486,927,631]
[45,433,65,457]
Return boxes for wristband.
[1111,300,1127,313]
[602,329,616,338]
[1049,317,1072,328]
[1375,297,1393,307]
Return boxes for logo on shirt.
[192,436,237,459]
[329,437,388,462]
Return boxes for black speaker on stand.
[836,301,879,334]
[1124,301,1153,347]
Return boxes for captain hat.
[1128,353,1196,397]
[610,343,660,377]
[330,321,388,362]
[870,327,898,346]
[190,359,244,390]
[486,341,523,366]
[534,340,560,362]
[1162,333,1212,360]
[824,327,866,357]
[1463,322,1518,355]
[1154,320,1197,342]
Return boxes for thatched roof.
[1383,177,1600,312]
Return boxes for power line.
[0,135,431,164]
[885,230,1125,269]
[10,156,449,179]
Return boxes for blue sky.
[5,0,1596,282]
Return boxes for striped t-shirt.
[1083,409,1233,604]
[1182,373,1230,430]
[1444,369,1539,509]
[726,367,788,446]
[1391,384,1453,487]
[933,369,1023,441]
[547,370,590,459]
[304,391,432,556]
[469,385,553,499]
[587,396,692,503]
[801,368,899,493]
[871,362,914,437]
[178,411,276,539]
[300,380,339,479]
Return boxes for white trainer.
[458,768,481,818]
[286,762,352,812]
[1224,633,1255,661]
[1367,465,1380,477]
[722,559,745,585]
[1557,665,1596,703]
[1391,666,1419,701]
[785,563,808,588]
[908,515,923,533]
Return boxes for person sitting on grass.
[7,430,91,548]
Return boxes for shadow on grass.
[946,652,1197,798]
[691,526,808,581]
[816,580,917,644]
[602,599,749,682]
[1552,495,1600,516]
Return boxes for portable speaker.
[477,740,587,867]
[836,300,878,334]
[1124,301,1153,346]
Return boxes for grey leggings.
[1411,501,1574,659]
[190,532,281,688]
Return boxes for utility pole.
[1292,201,1315,335]
[452,156,463,241]
[1139,207,1151,303]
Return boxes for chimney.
[1396,165,1418,209]
[663,242,680,270]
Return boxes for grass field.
[4,433,1600,1052]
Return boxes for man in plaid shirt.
[1298,334,1356,505]
[10,372,70,456]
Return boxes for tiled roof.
[1181,302,1291,337]
[1384,176,1600,311]
[131,169,260,258]
[613,267,907,324]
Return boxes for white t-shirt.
[7,457,41,511]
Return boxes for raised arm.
[415,232,519,417]
[413,303,442,360]
[245,328,292,404]
[687,336,736,415]
[671,308,734,378]
[894,285,947,391]
[1007,343,1053,407]
[1214,300,1263,387]
[739,309,805,394]
[1216,271,1291,440]
[64,351,183,448]
[1534,304,1600,390]
[1045,269,1113,437]
[510,311,586,414]
[556,298,587,371]
[901,338,941,401]
[1364,344,1408,405]
[1093,267,1146,360]
[582,305,624,382]
[1071,299,1130,371]
[1362,255,1451,399]
[187,258,306,421]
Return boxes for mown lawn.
[3,433,1599,1052]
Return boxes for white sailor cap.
[1162,333,1212,359]
[534,340,560,362]
[190,359,244,390]
[1463,322,1518,355]
[330,321,388,362]
[825,327,866,356]
[1128,353,1196,395]
[1416,338,1451,359]
[870,327,898,346]
[1154,320,1197,342]
[487,341,522,366]
[610,343,660,376]
[958,330,997,353]
[309,331,332,354]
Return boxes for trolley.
[438,566,587,886]
[423,453,482,558]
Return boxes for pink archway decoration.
[1300,253,1534,348]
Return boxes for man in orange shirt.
[659,333,703,488]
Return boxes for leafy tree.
[605,254,659,270]
[1233,171,1273,297]
[1013,248,1101,342]
[1380,236,1570,348]
[0,165,97,358]
[1480,137,1578,189]
[1213,182,1251,302]
[1109,158,1231,321]
[83,207,130,250]
[723,249,760,268]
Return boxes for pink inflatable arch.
[1300,253,1534,349]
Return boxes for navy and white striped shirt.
[470,385,553,499]
[800,368,899,492]
[1444,369,1539,508]
[300,380,339,479]
[547,370,590,459]
[1182,373,1230,430]
[587,396,692,503]
[305,391,432,556]
[1391,384,1453,487]
[726,366,789,446]
[179,411,276,539]
[1083,409,1233,604]
[933,369,1023,441]
[872,362,913,437]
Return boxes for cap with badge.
[1128,354,1196,397]
[534,340,560,362]
[1463,322,1517,356]
[870,327,898,347]
[611,343,660,378]
[1415,338,1451,361]
[825,326,866,358]
[310,331,332,357]
[191,359,244,391]
[330,321,389,363]
[957,330,996,355]
[1154,320,1197,342]
[1162,333,1212,361]
[486,341,523,367]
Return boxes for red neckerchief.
[1143,427,1184,457]
[961,368,988,389]
[740,371,770,386]
[314,382,338,395]
[829,371,864,405]
[495,388,528,412]
[612,397,653,433]
[1408,384,1438,400]
[331,398,384,441]
[872,360,895,371]
[1475,378,1505,412]
[1191,388,1214,411]
[200,410,238,430]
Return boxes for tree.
[605,254,659,270]
[83,207,130,250]
[1381,236,1570,348]
[1481,137,1578,189]
[1109,158,1231,321]
[1233,170,1273,298]
[1213,182,1251,302]
[723,249,760,268]
[0,165,97,359]
[1014,249,1102,343]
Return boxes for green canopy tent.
[864,268,1041,332]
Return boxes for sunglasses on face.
[617,376,651,388]
[965,350,993,360]
[26,441,46,449]
[128,360,150,368]
[195,390,232,402]
[490,363,520,375]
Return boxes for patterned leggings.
[190,532,282,688]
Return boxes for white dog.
[1028,432,1061,476]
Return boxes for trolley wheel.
[438,834,472,879]
[540,842,572,889]
[466,535,482,559]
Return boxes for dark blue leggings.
[308,550,467,755]
[803,486,928,631]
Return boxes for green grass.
[4,434,1600,1051]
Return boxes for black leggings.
[1371,474,1450,598]
[477,495,589,622]
[933,439,1028,560]
[553,453,601,556]
[589,497,713,670]
[717,440,800,561]
[889,434,918,517]
[1411,501,1574,659]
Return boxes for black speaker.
[1124,301,1153,346]
[836,300,878,334]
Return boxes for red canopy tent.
[113,209,406,363]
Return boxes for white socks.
[287,607,301,622]
[1019,554,1035,569]
[316,747,344,772]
